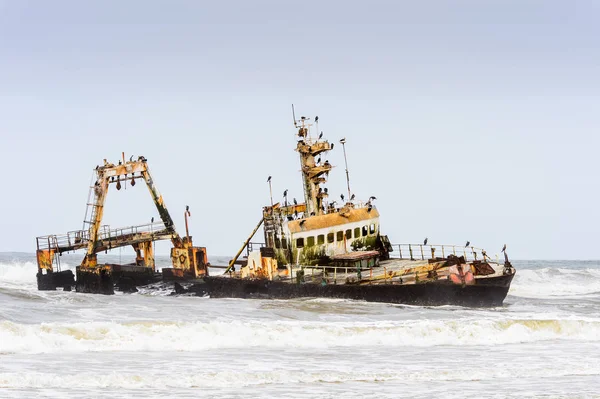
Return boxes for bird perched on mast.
[501,244,507,252]
[267,176,272,183]
[318,131,323,140]
[423,237,428,246]
[465,241,470,247]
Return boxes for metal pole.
[340,138,351,200]
[268,179,273,207]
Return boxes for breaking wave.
[0,260,42,287]
[1,318,599,355]
[510,267,600,298]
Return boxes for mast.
[294,114,333,216]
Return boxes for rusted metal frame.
[140,167,180,245]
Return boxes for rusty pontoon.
[198,110,515,306]
[35,154,208,294]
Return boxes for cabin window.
[317,234,325,245]
[336,231,344,241]
[275,236,281,249]
[346,229,352,239]
[282,237,288,249]
[327,233,334,243]
[307,236,315,247]
[370,224,376,234]
[354,227,360,238]
[362,226,368,237]
[296,238,304,248]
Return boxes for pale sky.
[0,0,598,259]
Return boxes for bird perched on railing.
[465,241,470,247]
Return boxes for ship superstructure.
[261,114,390,267]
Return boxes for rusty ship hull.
[203,273,514,307]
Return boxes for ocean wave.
[1,364,599,389]
[511,267,600,298]
[1,318,599,355]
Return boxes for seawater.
[1,253,599,398]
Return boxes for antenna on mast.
[292,104,297,128]
[340,138,352,200]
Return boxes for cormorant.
[350,194,355,201]
[318,131,323,139]
[423,237,428,246]
[293,198,298,205]
[283,189,288,197]
[340,194,344,201]
[315,116,319,122]
[369,196,377,201]
[129,155,133,162]
[501,244,507,252]
[267,176,272,183]
[324,188,328,193]
[151,217,154,223]
[465,241,470,247]
[331,143,334,150]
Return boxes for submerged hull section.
[204,273,514,307]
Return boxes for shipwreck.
[34,111,515,307]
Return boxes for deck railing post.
[420,245,424,260]
[398,245,403,259]
[409,244,414,260]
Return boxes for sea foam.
[1,317,599,355]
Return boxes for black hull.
[203,273,515,307]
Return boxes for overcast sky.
[0,0,598,259]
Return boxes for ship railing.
[389,243,495,263]
[294,264,394,285]
[36,230,91,252]
[36,222,170,252]
[246,242,266,257]
[96,222,169,242]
